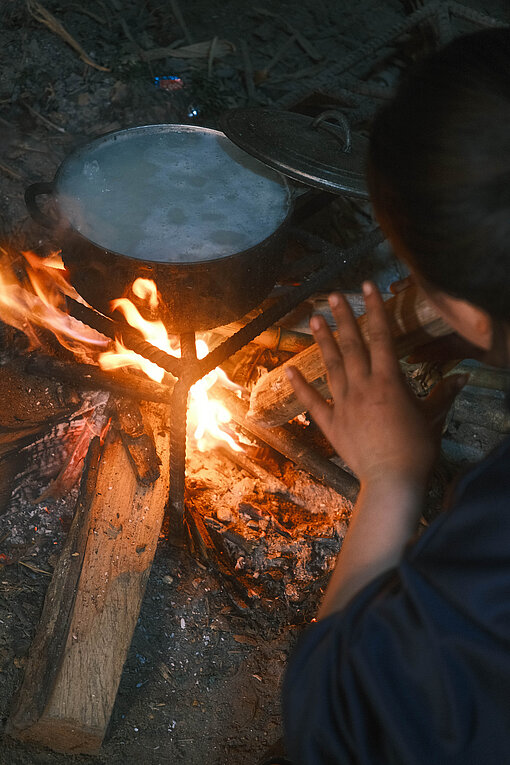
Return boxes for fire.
[0,248,242,452]
[0,247,107,354]
[99,283,244,452]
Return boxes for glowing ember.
[0,248,242,452]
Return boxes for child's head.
[368,27,510,335]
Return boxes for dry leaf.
[233,634,258,646]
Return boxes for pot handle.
[311,111,351,153]
[25,182,58,228]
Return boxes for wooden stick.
[248,284,452,427]
[25,354,176,404]
[0,161,24,180]
[6,403,170,754]
[218,387,359,502]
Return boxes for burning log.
[248,283,452,427]
[6,402,170,755]
[217,387,359,502]
[0,359,75,460]
[24,353,176,403]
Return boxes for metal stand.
[168,333,196,544]
[66,228,383,543]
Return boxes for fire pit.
[22,121,384,543]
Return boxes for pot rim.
[52,123,294,268]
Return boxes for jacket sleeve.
[283,438,510,765]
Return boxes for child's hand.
[286,282,466,489]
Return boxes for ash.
[185,445,351,616]
[0,391,109,567]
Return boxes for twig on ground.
[170,0,193,44]
[254,32,298,84]
[240,39,256,101]
[21,100,67,134]
[0,162,24,180]
[253,7,322,61]
[26,0,111,72]
[18,560,52,576]
[207,36,218,78]
[128,38,235,63]
[68,5,106,25]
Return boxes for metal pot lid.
[220,108,369,198]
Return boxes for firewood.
[6,402,170,754]
[217,386,359,501]
[113,397,161,484]
[0,358,75,459]
[248,283,452,427]
[25,353,176,404]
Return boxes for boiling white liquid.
[57,127,290,263]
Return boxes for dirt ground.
[1,1,510,764]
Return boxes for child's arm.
[286,283,465,619]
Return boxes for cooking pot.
[25,124,293,333]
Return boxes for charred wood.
[25,353,176,404]
[185,498,257,611]
[113,397,161,484]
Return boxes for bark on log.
[248,284,452,427]
[6,402,171,755]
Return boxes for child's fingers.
[285,365,333,434]
[389,275,413,294]
[309,313,347,396]
[362,282,400,376]
[327,293,369,379]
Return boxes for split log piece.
[248,283,452,427]
[0,359,75,460]
[446,362,510,393]
[6,402,171,754]
[217,387,359,502]
[113,397,161,484]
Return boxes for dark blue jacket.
[283,437,510,764]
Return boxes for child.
[282,26,510,765]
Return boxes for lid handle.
[310,111,351,153]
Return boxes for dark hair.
[368,27,510,321]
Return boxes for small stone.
[216,507,233,523]
[162,575,174,585]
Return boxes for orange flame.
[0,247,108,353]
[99,281,244,452]
[0,248,243,453]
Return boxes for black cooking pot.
[25,124,293,333]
